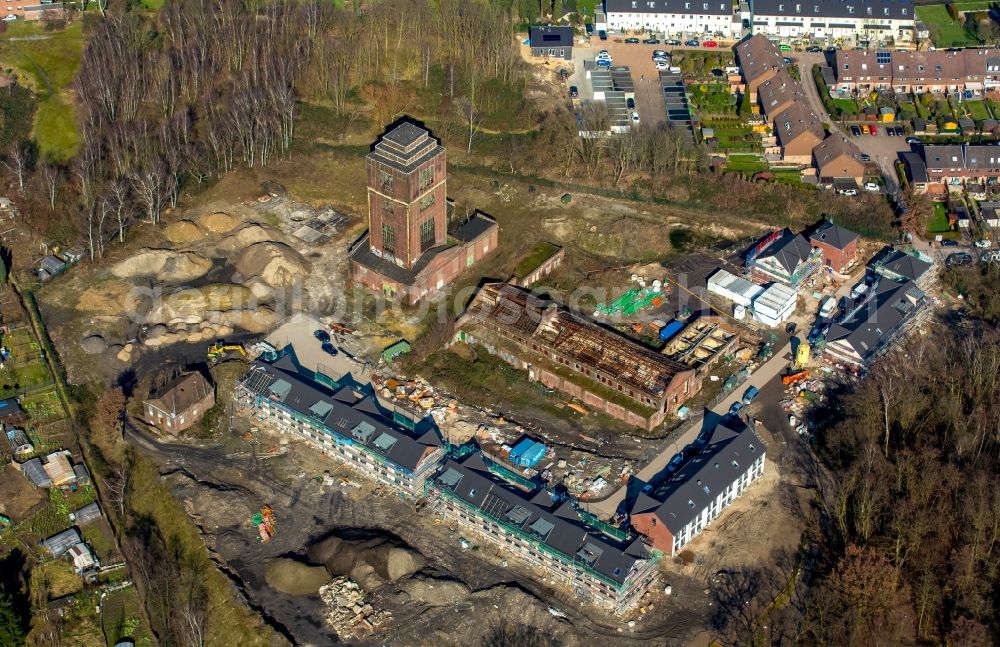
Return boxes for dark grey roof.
[434,452,648,586]
[73,502,102,526]
[637,422,765,534]
[529,26,573,48]
[382,122,426,148]
[751,0,913,20]
[73,463,91,484]
[370,122,444,174]
[869,247,932,282]
[607,0,730,14]
[350,232,456,285]
[901,151,929,184]
[240,362,442,473]
[923,145,965,169]
[41,528,82,557]
[450,211,497,243]
[826,278,924,361]
[21,457,52,488]
[964,144,1000,170]
[40,255,66,274]
[809,220,859,250]
[757,229,813,274]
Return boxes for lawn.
[687,83,737,115]
[916,4,978,47]
[710,125,759,152]
[725,153,768,173]
[0,20,84,161]
[927,202,960,240]
[963,99,991,120]
[833,98,859,115]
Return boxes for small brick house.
[808,220,859,273]
[143,372,215,435]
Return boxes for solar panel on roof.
[876,52,891,64]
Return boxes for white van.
[818,297,836,318]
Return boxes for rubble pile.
[319,577,391,638]
[780,377,827,436]
[369,373,457,423]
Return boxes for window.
[419,166,434,191]
[380,171,393,192]
[420,218,435,252]
[381,223,396,255]
[420,193,436,212]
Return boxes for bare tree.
[2,144,28,193]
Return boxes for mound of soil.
[218,224,286,253]
[400,576,470,607]
[265,559,330,596]
[235,242,309,288]
[164,220,205,244]
[112,249,212,283]
[77,280,146,314]
[147,284,256,322]
[198,211,241,233]
[307,533,425,585]
[81,335,108,355]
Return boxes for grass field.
[0,20,84,161]
[833,98,859,115]
[963,99,992,120]
[927,202,961,240]
[916,3,980,47]
[725,153,768,173]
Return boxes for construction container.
[795,344,811,367]
[508,438,546,468]
[659,320,685,341]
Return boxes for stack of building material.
[318,577,391,638]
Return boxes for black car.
[894,126,904,136]
[946,252,974,266]
[627,97,635,109]
[569,85,578,98]
[850,125,861,136]
[585,23,594,34]
[313,329,330,343]
[783,56,792,64]
[807,324,827,344]
[940,238,959,247]
[598,30,608,40]
[666,39,681,46]
[625,37,640,43]
[321,341,339,356]
[861,153,871,162]
[806,45,821,52]
[643,38,660,44]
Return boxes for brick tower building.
[350,121,498,304]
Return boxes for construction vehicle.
[0,514,11,531]
[795,342,811,368]
[327,322,354,335]
[208,342,247,363]
[782,370,810,386]
[252,505,276,542]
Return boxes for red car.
[869,125,878,135]
[703,41,718,48]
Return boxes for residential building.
[772,102,825,163]
[917,143,1000,189]
[630,420,766,556]
[429,451,659,612]
[979,201,1000,228]
[868,246,934,289]
[756,68,805,123]
[812,134,865,185]
[831,48,1000,94]
[824,277,926,370]
[900,150,930,193]
[143,372,215,435]
[808,219,860,273]
[236,354,445,497]
[751,0,916,44]
[605,0,739,39]
[454,282,700,431]
[529,26,573,60]
[349,121,499,304]
[747,228,823,287]
[734,34,786,95]
[751,282,798,326]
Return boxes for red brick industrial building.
[349,121,498,305]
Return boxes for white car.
[597,50,611,60]
[863,182,880,192]
[974,239,992,249]
[3,14,16,21]
[838,188,858,196]
[631,112,640,123]
[652,50,668,59]
[654,60,669,70]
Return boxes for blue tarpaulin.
[659,320,685,341]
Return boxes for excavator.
[207,342,247,364]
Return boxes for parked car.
[685,39,700,46]
[321,341,338,356]
[982,250,1000,262]
[861,153,871,162]
[864,182,880,192]
[742,386,759,405]
[783,56,792,64]
[819,296,837,318]
[625,37,640,43]
[596,58,611,67]
[807,324,826,344]
[704,41,718,48]
[806,45,821,52]
[860,124,870,134]
[631,112,640,123]
[569,86,578,98]
[838,188,858,196]
[906,137,922,145]
[779,43,792,51]
[313,329,330,343]
[652,49,668,59]
[626,97,635,109]
[667,453,685,471]
[785,322,797,334]
[728,402,744,416]
[850,281,869,298]
[643,38,660,44]
[850,125,861,136]
[946,252,974,266]
[869,125,878,135]
[585,23,594,34]
[887,127,896,137]
[655,60,669,70]
[894,126,905,136]
[598,30,608,40]
[974,239,992,249]
[666,39,681,46]
[940,238,959,247]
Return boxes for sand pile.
[198,211,240,233]
[400,577,469,607]
[112,249,212,283]
[150,284,256,320]
[265,559,330,596]
[164,220,204,244]
[308,534,425,586]
[235,242,309,288]
[218,224,286,253]
[77,280,146,314]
